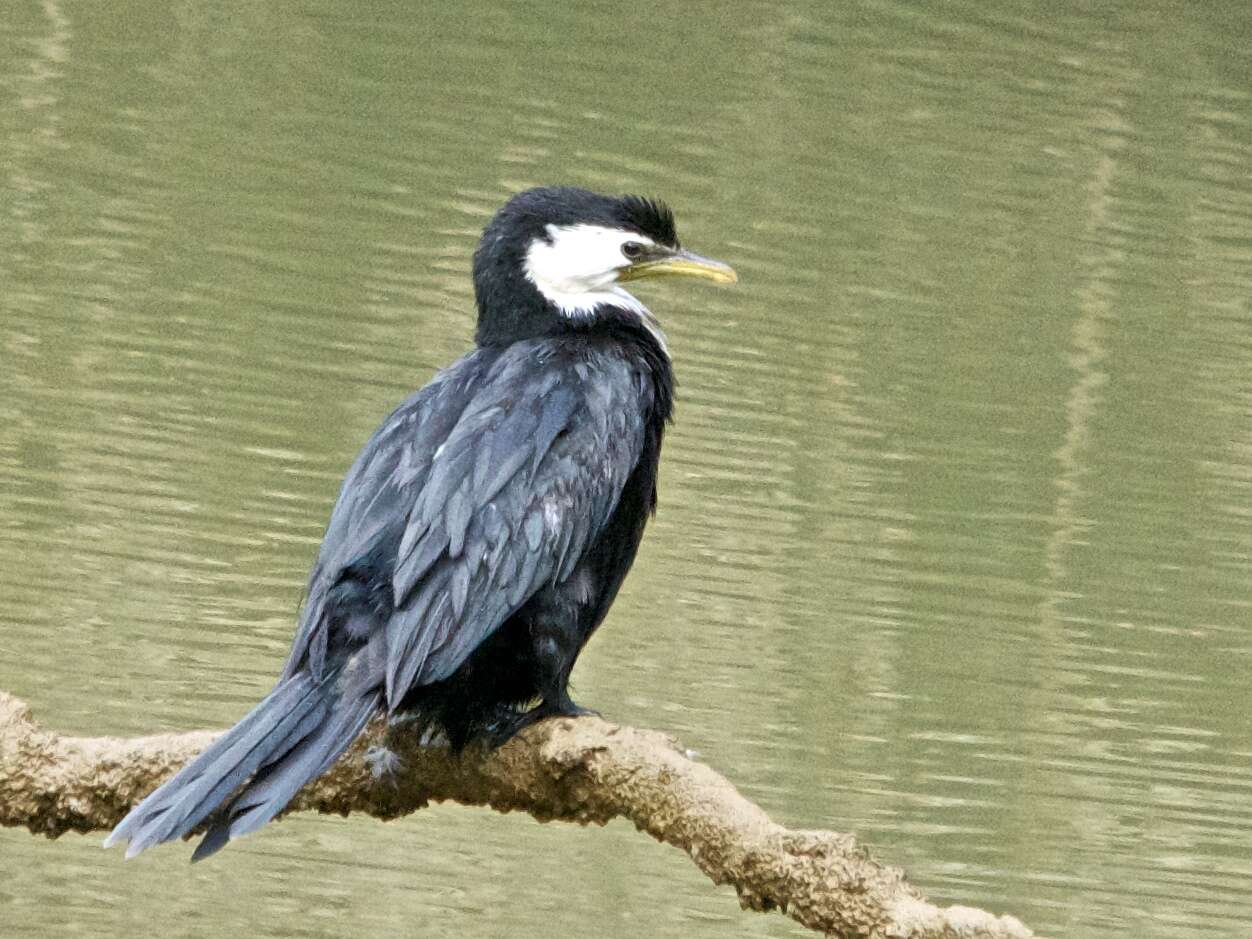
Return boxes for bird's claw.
[482,701,600,748]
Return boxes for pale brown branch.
[0,690,1037,939]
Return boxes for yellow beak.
[618,248,738,285]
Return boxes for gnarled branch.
[0,690,1037,939]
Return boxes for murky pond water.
[3,3,1251,936]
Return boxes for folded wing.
[285,342,651,710]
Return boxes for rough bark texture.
[1,690,1038,939]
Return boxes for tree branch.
[0,690,1038,939]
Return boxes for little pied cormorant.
[104,186,737,860]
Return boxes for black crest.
[618,195,678,247]
[484,187,679,248]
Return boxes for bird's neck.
[575,311,675,429]
[474,273,670,367]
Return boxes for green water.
[3,2,1250,936]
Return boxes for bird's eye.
[621,241,645,260]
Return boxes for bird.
[103,186,737,860]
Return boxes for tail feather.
[190,688,380,861]
[104,669,366,859]
[152,694,331,853]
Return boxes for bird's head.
[472,186,736,347]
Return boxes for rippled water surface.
[3,3,1251,937]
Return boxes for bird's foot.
[482,699,600,748]
[554,702,600,720]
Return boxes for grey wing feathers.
[284,343,650,712]
[382,351,647,708]
[282,356,483,683]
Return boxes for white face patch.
[523,223,654,320]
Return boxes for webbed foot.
[483,699,600,748]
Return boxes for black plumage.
[105,186,734,859]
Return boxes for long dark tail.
[104,667,379,860]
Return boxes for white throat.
[523,223,651,320]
